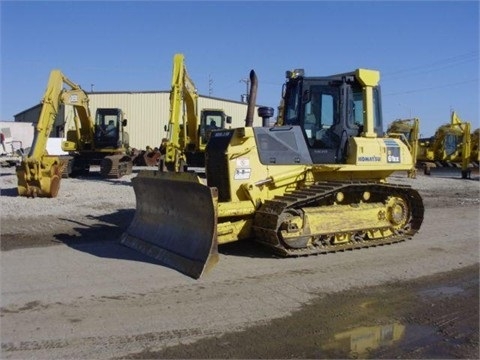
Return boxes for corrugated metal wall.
[64,92,266,149]
[197,97,259,129]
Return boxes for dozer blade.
[120,170,219,279]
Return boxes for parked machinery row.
[386,112,478,179]
[15,63,427,280]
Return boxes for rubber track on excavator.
[100,155,133,178]
[253,181,424,257]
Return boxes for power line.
[384,78,478,96]
[383,51,478,80]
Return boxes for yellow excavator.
[386,118,420,178]
[16,69,132,198]
[471,128,479,164]
[121,67,424,278]
[417,111,472,178]
[61,105,132,179]
[160,53,231,172]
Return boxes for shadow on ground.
[50,208,274,273]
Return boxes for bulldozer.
[160,53,232,172]
[121,67,424,279]
[16,69,132,198]
[417,111,472,178]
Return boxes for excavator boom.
[16,70,83,197]
[161,53,231,172]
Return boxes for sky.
[0,0,478,137]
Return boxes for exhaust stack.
[244,70,258,127]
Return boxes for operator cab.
[95,108,125,147]
[199,109,232,145]
[282,69,383,164]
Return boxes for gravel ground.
[1,167,478,222]
[1,165,479,359]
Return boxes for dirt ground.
[1,167,479,359]
[122,264,480,359]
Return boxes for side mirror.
[122,119,128,127]
[226,116,232,124]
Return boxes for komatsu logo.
[358,156,381,162]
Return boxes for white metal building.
[0,121,34,155]
[15,91,268,150]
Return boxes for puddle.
[418,285,464,298]
[318,323,441,359]
[317,322,407,358]
[121,265,478,359]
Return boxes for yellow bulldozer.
[121,67,424,279]
[16,69,132,198]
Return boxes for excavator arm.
[16,69,88,197]
[161,53,231,172]
[164,53,200,171]
[60,88,95,152]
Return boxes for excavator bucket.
[120,170,219,279]
[16,156,64,198]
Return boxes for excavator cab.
[282,69,383,164]
[199,109,232,146]
[94,108,127,148]
[62,106,131,178]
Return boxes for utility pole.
[208,74,213,96]
[239,77,250,103]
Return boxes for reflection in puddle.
[320,323,406,358]
[320,322,442,359]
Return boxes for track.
[253,181,424,256]
[100,154,133,178]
